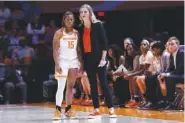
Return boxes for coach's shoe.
[53,110,61,120]
[88,110,101,119]
[65,109,78,119]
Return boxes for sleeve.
[143,52,153,65]
[30,48,35,57]
[161,52,170,72]
[177,51,184,74]
[165,54,174,73]
[12,48,18,59]
[165,54,170,71]
[97,22,108,51]
[33,25,46,34]
[169,51,184,75]
[133,55,140,71]
[139,55,143,65]
[4,8,11,19]
[26,23,33,34]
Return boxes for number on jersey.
[68,41,74,49]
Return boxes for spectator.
[26,14,46,44]
[11,6,24,20]
[137,41,165,109]
[0,3,11,30]
[0,52,6,103]
[79,72,92,105]
[113,42,140,106]
[3,59,27,104]
[123,37,133,57]
[12,36,34,65]
[7,28,20,53]
[43,73,57,103]
[107,44,124,83]
[0,29,9,62]
[123,39,154,108]
[157,37,184,110]
[45,20,58,44]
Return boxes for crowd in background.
[0,2,184,111]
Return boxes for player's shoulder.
[73,29,78,33]
[55,28,63,34]
[54,28,64,38]
[72,29,79,36]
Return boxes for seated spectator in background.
[142,41,170,110]
[123,37,133,57]
[3,59,27,104]
[79,72,91,105]
[7,29,20,53]
[11,6,24,20]
[43,73,57,103]
[12,36,34,76]
[146,38,156,51]
[0,26,11,65]
[11,20,26,37]
[26,14,46,44]
[107,44,124,82]
[45,20,58,44]
[113,42,140,106]
[74,72,104,106]
[0,4,11,30]
[0,83,3,103]
[0,53,6,103]
[123,39,154,108]
[0,49,3,63]
[161,42,170,72]
[157,37,184,110]
[0,28,9,62]
[12,36,34,65]
[73,72,92,105]
[136,41,165,109]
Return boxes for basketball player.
[53,11,82,120]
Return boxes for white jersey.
[59,29,78,60]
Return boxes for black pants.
[145,74,184,103]
[4,81,27,104]
[145,74,161,104]
[43,79,57,101]
[114,77,130,104]
[165,74,184,102]
[84,53,113,108]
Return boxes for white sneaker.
[88,110,101,119]
[109,109,117,118]
[53,110,61,120]
[109,112,117,118]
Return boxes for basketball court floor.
[0,104,184,123]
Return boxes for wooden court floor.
[19,103,184,122]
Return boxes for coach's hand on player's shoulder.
[55,65,62,74]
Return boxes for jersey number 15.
[68,41,74,49]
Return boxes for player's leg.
[53,64,68,120]
[65,68,78,118]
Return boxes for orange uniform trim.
[55,74,67,79]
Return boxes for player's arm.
[53,31,61,67]
[76,31,84,71]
